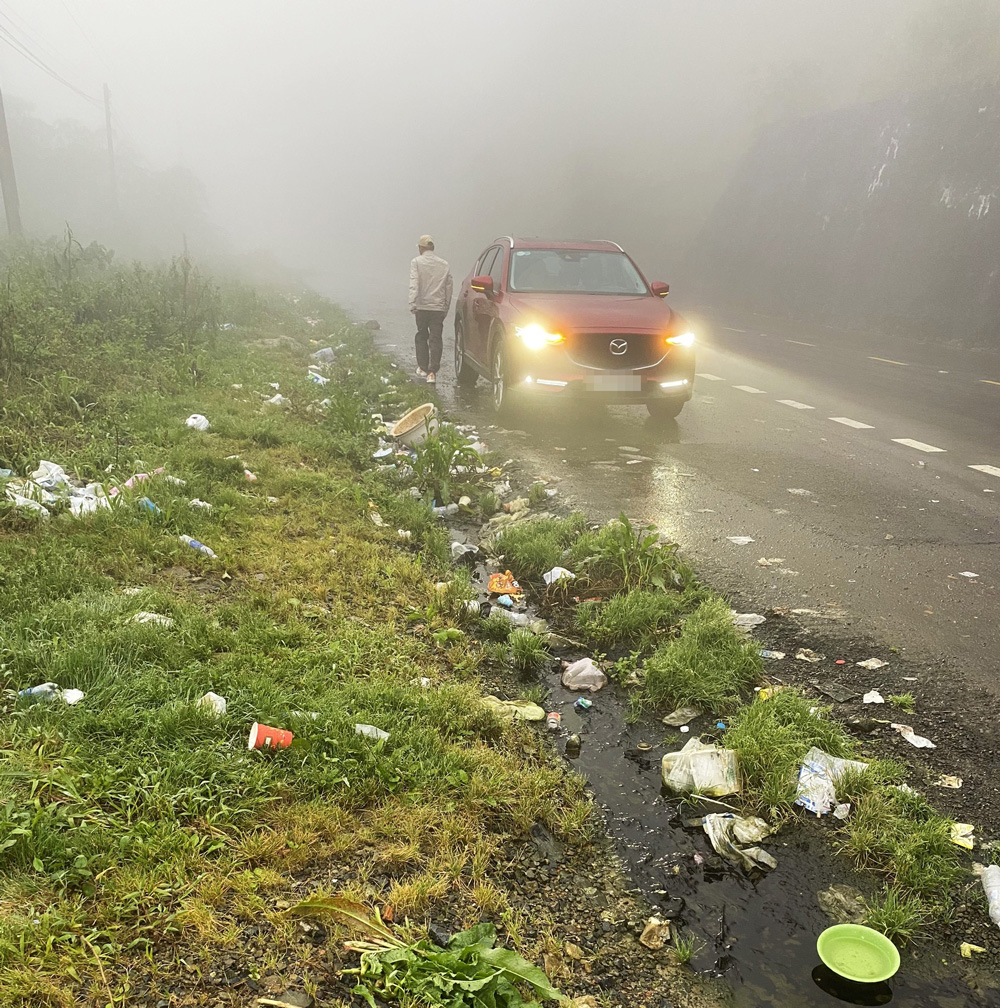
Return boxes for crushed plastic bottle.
[982,865,1000,928]
[179,534,217,558]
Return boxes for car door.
[469,245,500,365]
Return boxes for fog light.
[536,379,568,387]
[660,379,689,388]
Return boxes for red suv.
[454,237,695,419]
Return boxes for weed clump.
[639,598,761,713]
[576,589,686,648]
[490,513,589,580]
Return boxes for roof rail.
[594,239,624,251]
[493,235,514,247]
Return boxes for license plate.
[587,374,641,392]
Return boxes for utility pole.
[103,83,118,213]
[0,80,22,237]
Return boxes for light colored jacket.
[409,251,453,312]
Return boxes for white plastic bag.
[543,567,574,585]
[354,723,389,741]
[702,813,777,870]
[661,737,740,797]
[185,414,210,431]
[30,460,70,490]
[561,657,607,693]
[795,747,868,815]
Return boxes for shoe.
[426,372,436,384]
[416,367,427,377]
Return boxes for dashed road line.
[733,385,766,394]
[981,379,1000,387]
[786,339,815,346]
[696,372,725,381]
[869,356,908,366]
[777,399,815,409]
[970,464,1000,478]
[721,327,747,333]
[892,438,946,453]
[829,416,874,429]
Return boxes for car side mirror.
[470,275,494,296]
[651,282,670,298]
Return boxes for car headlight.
[666,331,695,347]
[515,324,564,350]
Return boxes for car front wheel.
[646,398,684,421]
[490,336,516,418]
[454,319,478,387]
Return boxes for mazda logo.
[609,339,628,355]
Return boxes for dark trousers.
[414,310,445,374]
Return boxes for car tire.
[490,334,517,418]
[454,319,478,387]
[646,399,684,421]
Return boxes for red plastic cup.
[248,722,293,750]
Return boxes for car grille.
[567,333,665,370]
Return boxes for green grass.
[638,598,762,713]
[575,588,688,648]
[0,240,591,1006]
[724,689,857,817]
[489,514,589,580]
[888,692,915,712]
[508,629,550,672]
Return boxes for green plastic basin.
[816,924,900,984]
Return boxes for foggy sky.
[0,0,963,299]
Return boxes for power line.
[0,16,100,106]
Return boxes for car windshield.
[508,249,648,295]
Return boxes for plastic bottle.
[179,534,217,558]
[138,497,161,515]
[982,865,1000,928]
[565,734,581,758]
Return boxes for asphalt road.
[335,283,999,694]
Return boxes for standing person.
[409,235,452,384]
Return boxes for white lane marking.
[733,385,766,394]
[981,379,1000,386]
[969,464,1000,478]
[829,416,874,429]
[778,399,815,409]
[869,356,908,366]
[722,327,747,332]
[786,339,815,346]
[892,438,946,453]
[696,372,725,381]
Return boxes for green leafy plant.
[508,628,549,671]
[411,426,483,505]
[888,692,915,712]
[287,895,560,1007]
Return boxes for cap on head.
[418,234,435,250]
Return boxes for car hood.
[505,292,678,332]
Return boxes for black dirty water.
[536,668,1000,1008]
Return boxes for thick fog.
[3,0,999,313]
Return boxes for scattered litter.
[432,503,459,516]
[565,734,581,758]
[702,813,776,871]
[122,586,143,596]
[479,697,544,721]
[863,690,885,704]
[982,864,1000,928]
[818,884,867,924]
[372,446,394,459]
[312,346,335,362]
[306,369,330,385]
[244,469,258,481]
[265,393,290,407]
[132,611,174,627]
[662,705,701,727]
[787,488,812,495]
[950,823,975,850]
[760,649,785,660]
[179,534,217,558]
[248,722,293,750]
[561,657,607,692]
[496,594,514,608]
[959,571,980,578]
[856,658,888,670]
[961,942,986,958]
[833,803,852,820]
[185,414,210,431]
[18,682,85,705]
[574,697,593,711]
[505,497,530,514]
[726,536,755,545]
[815,681,858,703]
[543,566,575,585]
[732,612,766,629]
[936,775,963,789]
[638,916,672,950]
[796,747,869,815]
[390,403,439,447]
[354,723,390,741]
[662,738,740,797]
[488,570,523,597]
[796,648,825,663]
[891,723,936,748]
[756,557,786,567]
[198,692,227,715]
[397,529,412,542]
[188,498,213,511]
[463,600,481,615]
[546,711,562,731]
[618,445,640,453]
[458,495,472,507]
[450,541,479,560]
[369,510,385,527]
